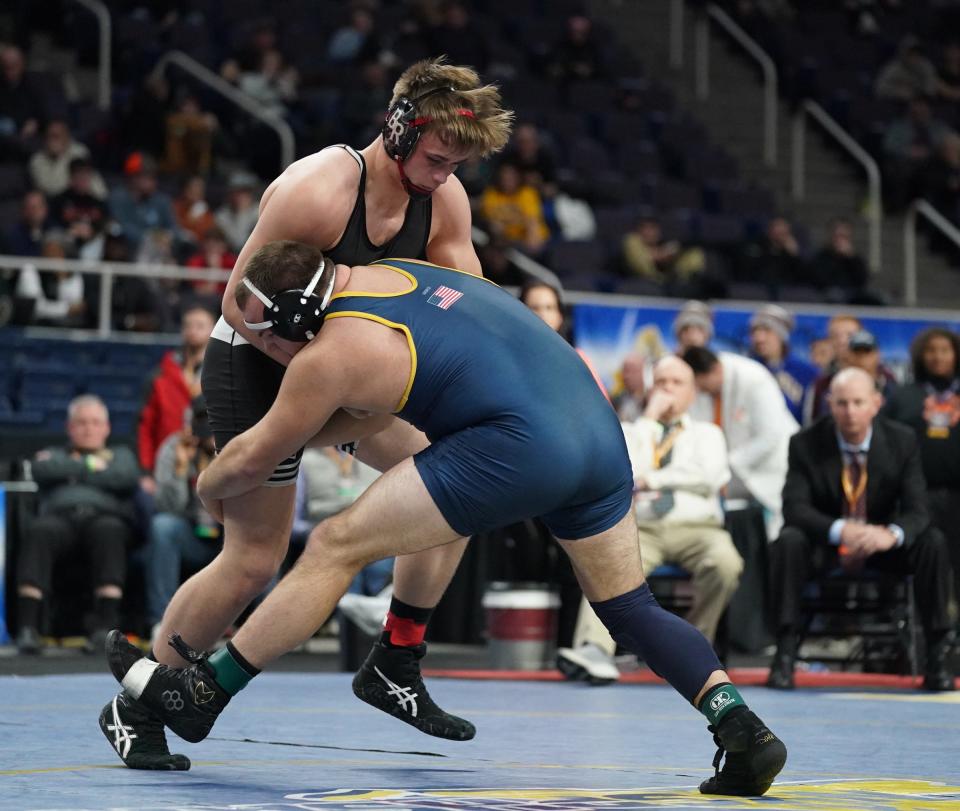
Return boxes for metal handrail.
[791,100,882,274]
[694,3,778,166]
[669,0,684,70]
[903,200,960,307]
[0,254,230,338]
[151,50,295,172]
[68,0,111,111]
[470,227,562,290]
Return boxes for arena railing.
[1,232,561,341]
[693,3,778,167]
[68,0,111,111]
[151,50,295,173]
[791,100,882,275]
[0,254,230,338]
[903,200,960,308]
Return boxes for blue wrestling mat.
[2,672,959,810]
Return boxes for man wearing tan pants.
[558,356,743,683]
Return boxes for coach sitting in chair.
[766,367,955,691]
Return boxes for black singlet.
[325,145,431,265]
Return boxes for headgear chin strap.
[381,85,476,199]
[243,259,336,342]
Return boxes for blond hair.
[391,56,514,158]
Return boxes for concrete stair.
[590,0,959,308]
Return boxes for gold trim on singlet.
[377,257,503,288]
[323,311,418,412]
[329,264,418,301]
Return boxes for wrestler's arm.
[220,154,357,365]
[197,342,352,502]
[199,320,405,503]
[425,175,482,277]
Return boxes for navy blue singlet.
[323,259,633,539]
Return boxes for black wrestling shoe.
[352,640,476,741]
[699,708,787,796]
[99,689,191,770]
[105,629,230,744]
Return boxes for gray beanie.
[672,300,714,340]
[749,304,795,344]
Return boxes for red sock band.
[384,612,427,647]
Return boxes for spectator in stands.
[118,74,170,160]
[810,313,864,418]
[173,175,216,245]
[106,224,164,333]
[875,36,940,102]
[766,368,955,691]
[684,346,799,540]
[673,300,714,353]
[138,303,215,477]
[238,49,300,122]
[215,170,259,253]
[0,43,45,161]
[546,14,606,86]
[145,395,221,640]
[557,356,741,683]
[929,133,960,225]
[845,329,899,404]
[428,1,489,74]
[108,152,178,257]
[185,226,235,301]
[480,162,549,256]
[163,92,218,177]
[3,189,49,257]
[14,395,140,654]
[882,96,955,210]
[50,157,109,261]
[476,236,526,287]
[739,215,804,296]
[13,229,87,328]
[884,327,960,624]
[621,216,706,290]
[809,337,833,372]
[540,181,597,242]
[338,61,393,146]
[937,41,960,101]
[28,119,106,200]
[500,123,557,189]
[612,353,647,422]
[748,304,818,424]
[326,6,382,65]
[809,218,877,304]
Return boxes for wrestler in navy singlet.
[323,258,634,539]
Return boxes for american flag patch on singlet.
[427,285,463,310]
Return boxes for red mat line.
[423,666,956,690]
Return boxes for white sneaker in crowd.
[556,642,621,685]
[338,587,393,637]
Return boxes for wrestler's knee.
[301,513,367,571]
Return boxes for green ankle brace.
[699,682,746,727]
[207,645,257,695]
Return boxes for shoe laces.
[167,633,209,668]
[707,724,724,777]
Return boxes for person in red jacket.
[138,305,216,481]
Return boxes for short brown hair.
[235,240,330,309]
[391,57,514,158]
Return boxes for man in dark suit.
[767,367,955,691]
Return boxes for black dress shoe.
[765,654,796,690]
[16,627,42,655]
[922,636,956,692]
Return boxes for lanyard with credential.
[653,424,683,469]
[840,458,867,513]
